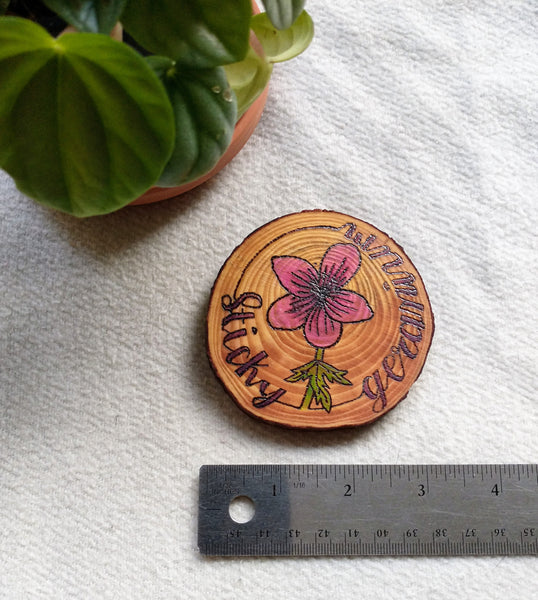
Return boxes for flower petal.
[267,294,310,330]
[271,256,317,296]
[325,290,373,324]
[305,307,342,348]
[320,243,361,286]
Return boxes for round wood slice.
[207,210,434,429]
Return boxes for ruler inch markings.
[198,463,538,557]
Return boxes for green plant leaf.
[0,18,175,217]
[223,45,272,119]
[42,0,127,33]
[261,0,305,30]
[323,363,352,385]
[147,56,237,187]
[286,362,313,382]
[251,10,313,63]
[316,385,332,413]
[122,0,252,68]
[289,358,350,412]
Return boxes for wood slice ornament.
[207,210,434,429]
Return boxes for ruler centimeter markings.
[198,464,538,557]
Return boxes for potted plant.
[0,0,313,217]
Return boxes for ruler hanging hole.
[229,495,256,523]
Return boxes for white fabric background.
[1,1,537,598]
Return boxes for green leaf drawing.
[0,18,174,216]
[261,0,305,30]
[147,56,237,187]
[286,356,351,413]
[251,10,314,63]
[123,0,252,68]
[42,0,128,34]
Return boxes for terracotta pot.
[130,83,269,205]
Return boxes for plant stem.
[299,384,313,411]
[299,347,325,410]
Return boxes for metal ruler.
[198,464,538,556]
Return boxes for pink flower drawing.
[268,243,373,348]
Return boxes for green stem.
[299,383,314,411]
[299,347,325,410]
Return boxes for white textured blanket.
[1,1,536,598]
